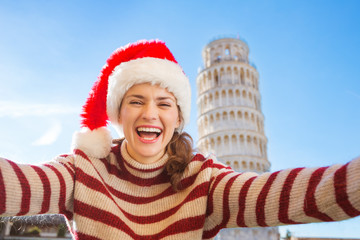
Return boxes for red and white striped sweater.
[1,141,360,239]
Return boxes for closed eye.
[130,101,143,105]
[159,103,171,107]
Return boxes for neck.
[123,140,166,164]
[120,141,169,174]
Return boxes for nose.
[141,103,158,121]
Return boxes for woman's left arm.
[204,156,360,234]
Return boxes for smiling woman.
[0,39,359,240]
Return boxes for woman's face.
[119,83,181,164]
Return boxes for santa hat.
[71,39,191,158]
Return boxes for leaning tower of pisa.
[196,37,279,240]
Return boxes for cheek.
[118,112,123,125]
[118,108,128,125]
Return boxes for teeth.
[137,127,162,133]
[143,137,156,140]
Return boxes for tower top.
[202,37,250,68]
[207,34,248,45]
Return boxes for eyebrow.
[125,94,176,102]
[125,94,145,99]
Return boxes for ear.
[175,106,184,131]
[175,116,181,129]
[174,114,184,133]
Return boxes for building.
[0,215,71,239]
[196,36,279,240]
[293,238,360,240]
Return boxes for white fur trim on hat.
[106,57,191,133]
[71,127,112,158]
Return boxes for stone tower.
[196,37,279,240]
[197,37,270,173]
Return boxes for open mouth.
[136,127,162,140]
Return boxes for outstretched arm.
[0,155,75,219]
[204,156,360,237]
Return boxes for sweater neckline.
[120,140,169,177]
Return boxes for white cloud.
[0,100,79,118]
[32,121,62,146]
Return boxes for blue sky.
[0,0,359,238]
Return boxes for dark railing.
[213,56,248,64]
[0,215,70,239]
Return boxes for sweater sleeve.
[0,155,75,219]
[204,156,360,234]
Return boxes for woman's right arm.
[0,155,75,219]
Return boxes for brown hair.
[165,131,194,191]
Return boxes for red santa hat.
[71,39,191,158]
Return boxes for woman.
[1,39,359,240]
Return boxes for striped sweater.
[0,141,359,239]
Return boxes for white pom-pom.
[71,127,112,158]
